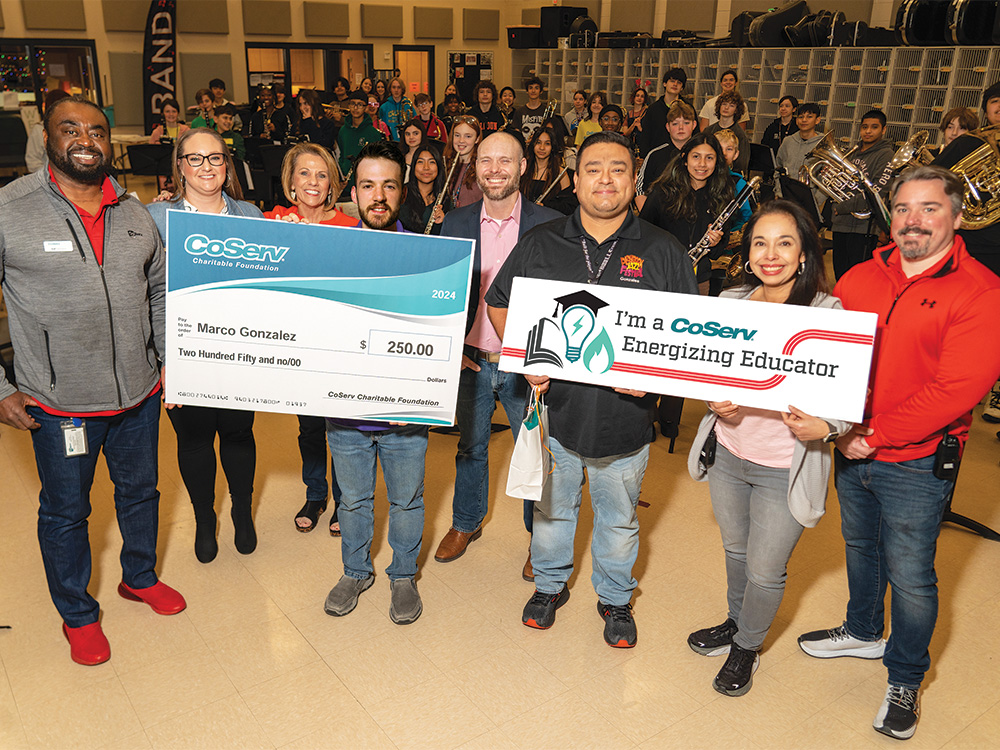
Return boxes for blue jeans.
[532,437,649,606]
[453,360,531,533]
[709,444,804,651]
[326,424,428,580]
[298,415,341,516]
[28,396,161,627]
[835,453,952,689]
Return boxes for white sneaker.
[983,389,1000,423]
[873,684,919,740]
[797,624,886,659]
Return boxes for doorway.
[393,45,435,102]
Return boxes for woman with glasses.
[442,115,483,209]
[146,128,264,564]
[598,104,625,134]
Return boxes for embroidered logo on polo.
[523,290,615,374]
[619,254,644,282]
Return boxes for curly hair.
[715,91,746,121]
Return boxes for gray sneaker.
[798,624,886,659]
[389,578,422,624]
[324,574,375,617]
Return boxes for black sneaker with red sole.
[598,601,637,648]
[522,587,569,629]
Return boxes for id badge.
[60,419,89,457]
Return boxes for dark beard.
[359,201,400,230]
[47,144,108,184]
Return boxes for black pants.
[832,232,879,280]
[167,406,256,508]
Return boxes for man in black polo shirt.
[485,132,697,648]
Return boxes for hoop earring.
[744,260,753,276]
[799,260,806,274]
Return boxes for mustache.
[899,226,932,236]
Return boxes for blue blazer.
[441,198,562,344]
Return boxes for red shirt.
[39,169,160,417]
[264,204,356,226]
[834,236,1000,461]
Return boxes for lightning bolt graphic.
[572,316,584,334]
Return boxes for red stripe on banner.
[502,347,526,357]
[782,329,874,355]
[610,362,786,391]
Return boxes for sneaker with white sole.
[797,624,886,659]
[873,684,919,740]
[983,389,1000,423]
[713,642,760,697]
[688,618,738,656]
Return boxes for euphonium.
[888,130,934,173]
[950,124,1000,231]
[801,131,890,225]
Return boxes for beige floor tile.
[942,701,1000,749]
[768,712,881,750]
[323,629,441,709]
[366,673,495,749]
[499,691,635,749]
[241,660,364,747]
[98,734,154,750]
[20,676,142,750]
[145,694,271,750]
[118,643,237,728]
[99,607,205,677]
[4,632,118,711]
[456,728,520,750]
[638,706,758,750]
[0,669,29,750]
[285,596,395,658]
[277,724,396,749]
[576,653,703,744]
[400,599,513,671]
[447,642,568,724]
[207,616,320,691]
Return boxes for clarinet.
[688,176,760,269]
[424,155,461,234]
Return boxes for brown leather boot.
[433,526,482,562]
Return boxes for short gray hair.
[891,165,963,217]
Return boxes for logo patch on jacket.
[620,254,644,282]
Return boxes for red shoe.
[117,581,187,615]
[62,622,110,666]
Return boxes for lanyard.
[580,236,618,284]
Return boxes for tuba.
[950,125,1000,231]
[888,129,934,173]
[801,131,890,226]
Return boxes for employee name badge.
[44,241,74,253]
[60,418,89,457]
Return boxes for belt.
[473,349,502,363]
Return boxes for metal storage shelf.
[511,46,1000,148]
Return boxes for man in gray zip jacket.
[0,96,185,666]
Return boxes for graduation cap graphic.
[551,290,609,319]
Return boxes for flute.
[535,164,568,205]
[424,155,461,234]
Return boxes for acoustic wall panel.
[102,0,147,32]
[303,2,350,36]
[178,0,229,34]
[360,4,404,38]
[666,0,718,33]
[22,0,86,31]
[609,0,655,31]
[242,0,292,35]
[179,53,234,105]
[463,8,500,40]
[108,52,144,127]
[414,7,452,39]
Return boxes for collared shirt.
[467,194,522,353]
[49,166,119,265]
[485,208,697,458]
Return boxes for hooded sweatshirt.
[776,131,825,208]
[831,137,895,235]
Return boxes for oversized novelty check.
[165,211,475,425]
[499,278,877,423]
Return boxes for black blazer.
[441,197,562,347]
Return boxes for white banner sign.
[499,278,877,423]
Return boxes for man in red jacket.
[797,166,1000,741]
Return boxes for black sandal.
[329,508,340,537]
[295,499,327,533]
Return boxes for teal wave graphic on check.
[207,260,470,316]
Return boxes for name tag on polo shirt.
[44,241,74,253]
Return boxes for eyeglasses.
[600,115,622,124]
[180,153,226,167]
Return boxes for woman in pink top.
[686,200,851,698]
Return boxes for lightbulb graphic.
[561,305,595,363]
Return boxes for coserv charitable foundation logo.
[523,290,615,374]
[184,234,290,263]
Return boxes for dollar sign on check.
[360,340,367,350]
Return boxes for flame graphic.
[583,328,615,373]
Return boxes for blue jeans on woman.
[453,360,531,533]
[326,423,428,580]
[531,437,648,606]
[28,396,161,627]
[708,444,804,651]
[835,452,953,689]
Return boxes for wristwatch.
[822,421,839,443]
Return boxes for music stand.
[779,175,823,227]
[126,144,173,177]
[748,143,775,175]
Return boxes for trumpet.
[321,102,348,119]
[689,177,760,270]
[424,156,461,234]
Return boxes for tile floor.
[1,396,999,750]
